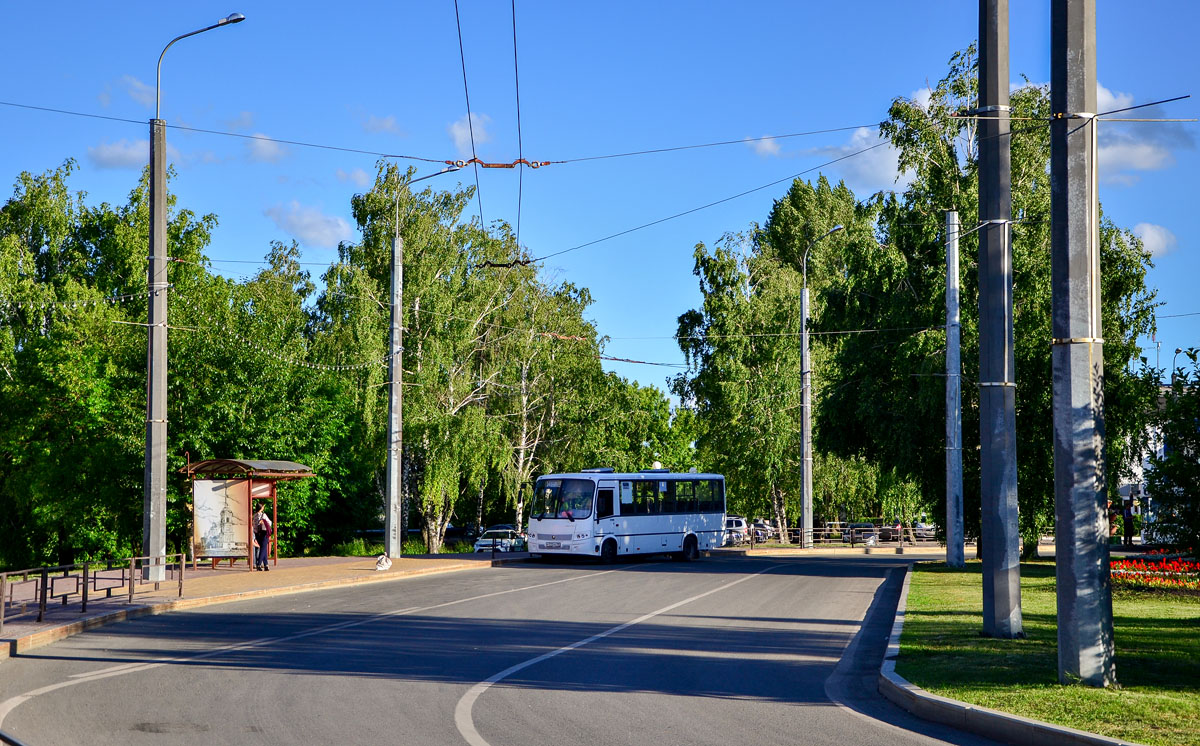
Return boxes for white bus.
[527,468,726,562]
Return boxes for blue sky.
[1,1,1195,390]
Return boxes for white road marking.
[454,564,776,746]
[0,568,617,729]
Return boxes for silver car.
[474,529,527,553]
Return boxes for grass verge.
[898,561,1200,746]
[329,538,385,557]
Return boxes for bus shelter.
[181,459,315,570]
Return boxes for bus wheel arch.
[679,534,699,561]
[600,539,618,564]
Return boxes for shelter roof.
[183,459,315,480]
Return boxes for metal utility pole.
[144,116,168,581]
[384,166,460,559]
[800,224,843,549]
[144,13,245,581]
[1051,0,1116,687]
[978,0,1022,637]
[384,219,405,559]
[945,211,964,568]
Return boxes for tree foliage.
[1144,350,1200,548]
[0,160,689,567]
[815,46,1158,553]
[674,46,1158,546]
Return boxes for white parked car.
[474,529,527,553]
[724,516,748,546]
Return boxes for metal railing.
[0,728,33,746]
[722,524,941,549]
[1,554,184,635]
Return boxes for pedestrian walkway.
[1,552,516,662]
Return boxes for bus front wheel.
[678,535,699,562]
[601,539,618,564]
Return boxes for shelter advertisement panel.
[193,479,250,558]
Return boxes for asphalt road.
[0,554,1003,746]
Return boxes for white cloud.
[363,114,400,134]
[910,87,933,110]
[1099,140,1173,174]
[1097,84,1134,115]
[336,168,372,187]
[86,139,182,169]
[448,112,492,157]
[264,201,352,249]
[1132,223,1178,258]
[246,133,287,163]
[225,111,255,131]
[120,75,155,109]
[745,136,782,157]
[87,139,146,169]
[1095,82,1193,185]
[810,127,911,195]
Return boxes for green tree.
[675,232,807,530]
[0,161,217,566]
[810,46,1158,555]
[1144,350,1200,548]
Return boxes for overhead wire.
[529,137,894,263]
[3,93,1189,176]
[0,99,445,163]
[511,0,525,250]
[452,0,485,225]
[546,123,882,164]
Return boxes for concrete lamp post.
[799,224,844,548]
[383,166,462,560]
[144,13,245,581]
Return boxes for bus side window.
[660,481,677,514]
[696,480,712,512]
[676,480,695,512]
[634,481,655,514]
[597,489,614,519]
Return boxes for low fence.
[727,524,941,548]
[0,553,184,635]
[0,728,32,746]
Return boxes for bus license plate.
[543,541,561,549]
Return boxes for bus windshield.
[534,478,594,520]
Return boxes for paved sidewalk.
[1,552,522,662]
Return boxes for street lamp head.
[828,224,845,236]
[1176,347,1183,355]
[220,12,246,25]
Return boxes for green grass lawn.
[897,561,1200,746]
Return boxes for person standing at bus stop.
[253,504,273,570]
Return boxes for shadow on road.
[15,554,1001,744]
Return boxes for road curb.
[2,559,490,665]
[878,564,1145,746]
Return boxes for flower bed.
[1111,553,1200,592]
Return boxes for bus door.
[595,481,617,526]
[595,480,618,549]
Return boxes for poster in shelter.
[193,479,250,558]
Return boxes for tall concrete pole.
[384,224,404,559]
[143,118,168,581]
[800,285,812,548]
[799,225,841,549]
[945,211,965,568]
[144,12,245,581]
[1050,0,1116,687]
[383,166,458,558]
[978,0,1022,637]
